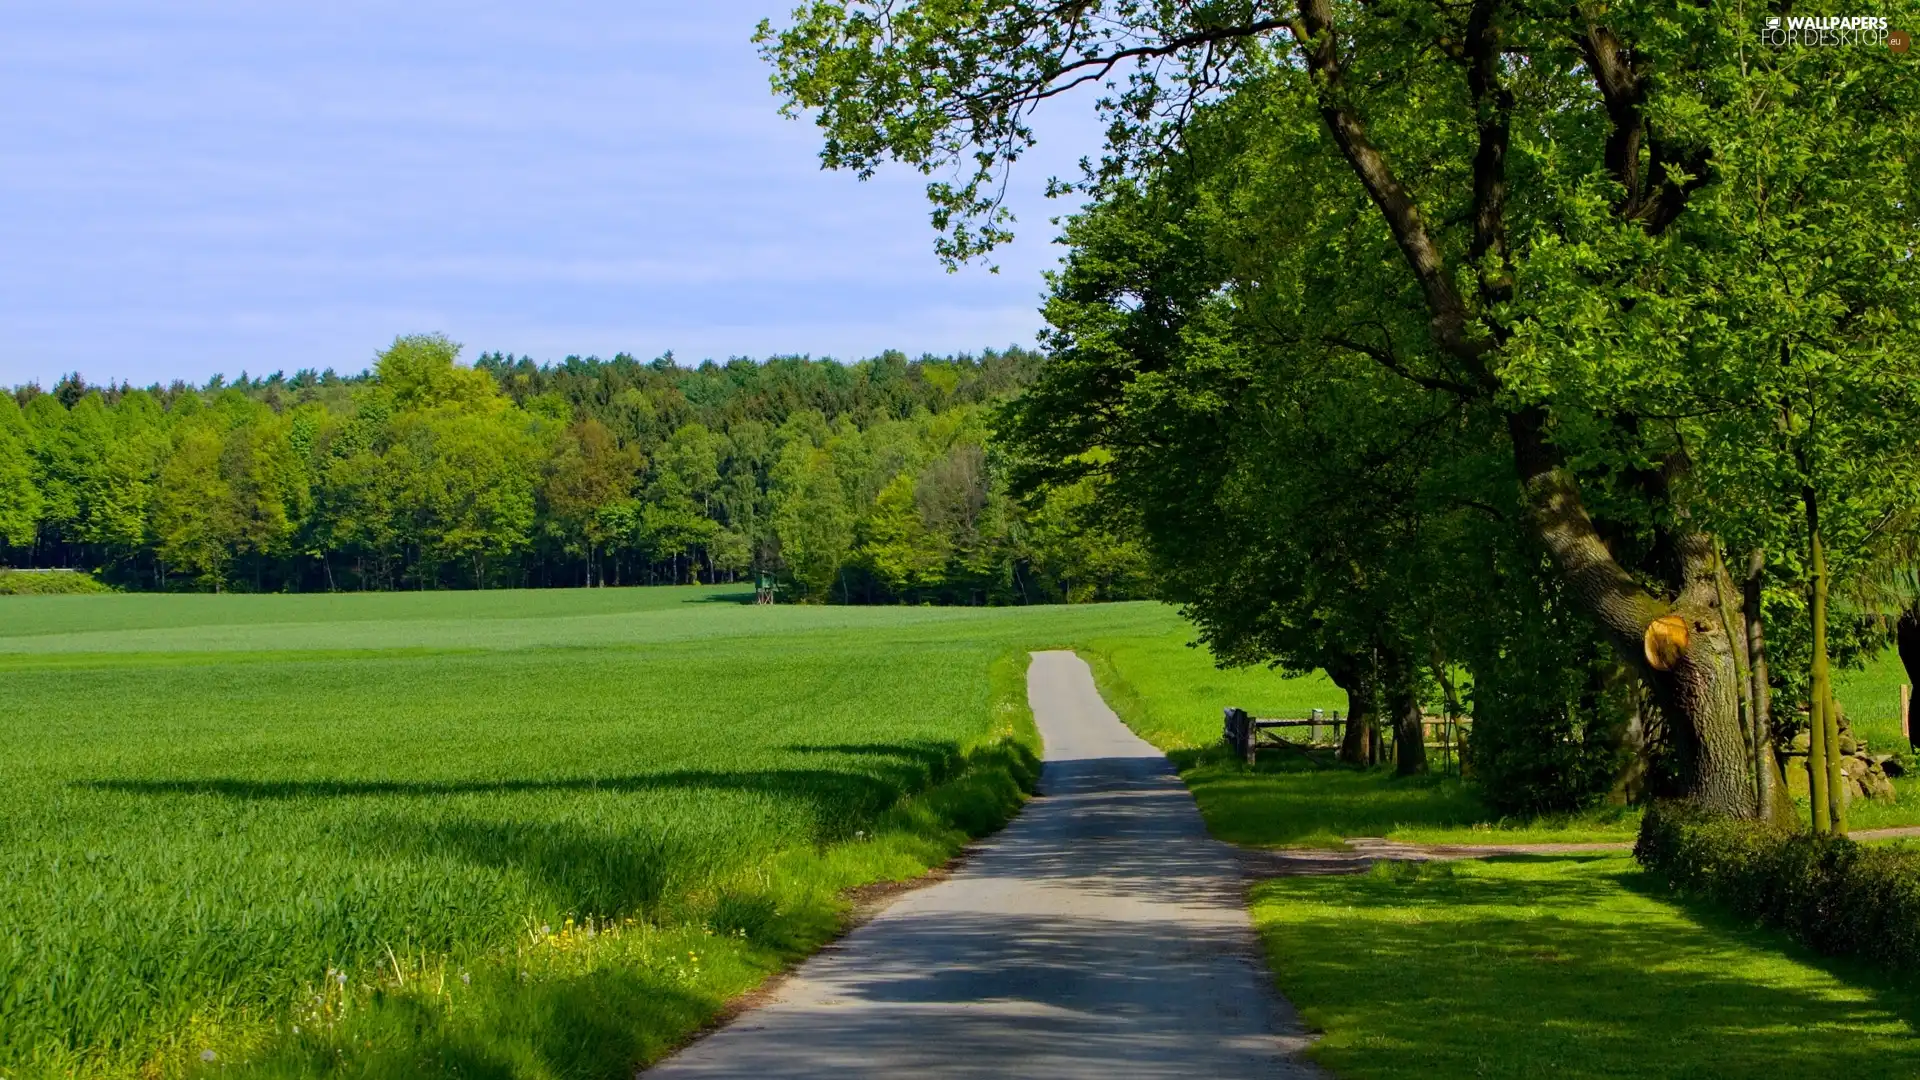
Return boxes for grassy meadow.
[0,586,1187,1078]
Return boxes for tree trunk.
[1807,515,1846,835]
[1742,550,1795,823]
[1509,408,1756,816]
[1327,654,1377,767]
[1603,673,1650,804]
[1381,650,1428,776]
[1808,495,1847,833]
[1898,608,1920,752]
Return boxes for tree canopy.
[764,0,1920,816]
[1,340,1149,604]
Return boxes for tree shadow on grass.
[78,741,973,805]
[75,738,1032,924]
[786,741,970,784]
[1258,856,1920,1080]
[1614,866,1920,1025]
[80,768,906,818]
[74,738,1028,834]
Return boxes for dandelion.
[460,971,471,985]
[335,972,347,986]
[200,1050,217,1063]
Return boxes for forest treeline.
[0,337,1149,601]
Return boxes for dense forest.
[0,337,1149,601]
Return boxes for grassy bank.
[0,587,1174,1078]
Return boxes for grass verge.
[1074,631,1920,1076]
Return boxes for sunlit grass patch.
[1252,855,1919,1079]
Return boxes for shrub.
[0,569,113,595]
[1468,647,1633,817]
[1635,801,1920,972]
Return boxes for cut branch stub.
[1644,614,1690,671]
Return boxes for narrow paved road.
[648,650,1320,1079]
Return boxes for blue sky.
[0,1,1102,388]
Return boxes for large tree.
[761,0,1920,816]
[0,397,43,552]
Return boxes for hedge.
[1635,801,1920,972]
[0,569,113,595]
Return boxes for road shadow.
[650,907,1308,1078]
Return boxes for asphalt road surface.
[647,650,1321,1079]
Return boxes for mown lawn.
[1084,634,1920,1078]
[1253,856,1919,1080]
[0,587,1178,1079]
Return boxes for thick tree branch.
[1508,406,1669,650]
[1572,13,1711,234]
[1322,334,1480,397]
[1575,20,1645,204]
[1290,0,1489,373]
[1466,0,1514,304]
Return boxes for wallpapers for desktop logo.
[1761,14,1909,50]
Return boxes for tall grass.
[0,586,1172,1078]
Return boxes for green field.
[0,587,1196,1078]
[7,587,1916,1079]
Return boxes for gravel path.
[647,650,1322,1079]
